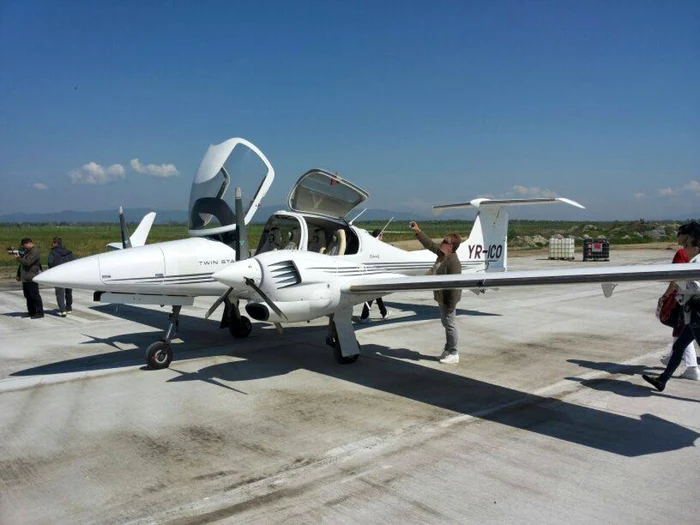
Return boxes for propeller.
[204,287,233,319]
[205,186,250,319]
[118,206,132,249]
[234,187,249,261]
[243,277,288,321]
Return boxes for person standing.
[359,229,389,323]
[15,237,44,319]
[409,221,462,364]
[48,237,74,317]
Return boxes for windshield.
[188,139,273,236]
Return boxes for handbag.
[657,293,681,328]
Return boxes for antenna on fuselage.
[348,208,367,225]
[379,216,394,236]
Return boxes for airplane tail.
[433,197,585,272]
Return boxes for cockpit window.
[188,140,272,235]
[256,216,304,254]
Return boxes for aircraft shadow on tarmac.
[11,305,698,457]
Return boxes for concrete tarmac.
[1,249,698,524]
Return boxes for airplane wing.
[344,264,700,296]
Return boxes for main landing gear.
[221,298,252,338]
[326,311,360,364]
[145,305,180,369]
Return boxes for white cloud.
[510,185,557,198]
[682,180,700,196]
[130,158,178,177]
[32,182,48,190]
[657,187,675,197]
[633,192,646,200]
[69,162,126,184]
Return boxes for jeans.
[440,305,459,354]
[660,323,700,382]
[55,287,73,312]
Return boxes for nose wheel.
[146,340,173,369]
[145,305,180,369]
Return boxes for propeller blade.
[204,287,233,319]
[118,206,132,249]
[244,277,288,321]
[234,187,250,260]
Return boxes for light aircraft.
[35,136,700,370]
[34,136,587,368]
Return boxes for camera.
[6,247,23,256]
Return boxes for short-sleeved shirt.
[673,248,690,264]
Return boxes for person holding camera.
[48,237,74,316]
[15,237,44,319]
[409,221,463,364]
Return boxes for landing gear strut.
[145,305,180,369]
[326,313,360,364]
[222,299,252,338]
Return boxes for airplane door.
[98,245,165,286]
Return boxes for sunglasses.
[441,240,451,245]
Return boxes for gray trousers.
[440,306,459,354]
[55,287,73,312]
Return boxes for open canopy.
[188,138,274,237]
[287,169,368,220]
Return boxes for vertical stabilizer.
[433,197,585,273]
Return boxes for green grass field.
[1,219,685,268]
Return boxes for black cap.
[371,229,382,237]
[20,237,32,245]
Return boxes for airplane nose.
[34,255,102,290]
[212,259,262,290]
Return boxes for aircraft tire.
[230,316,252,338]
[332,340,360,365]
[146,340,173,369]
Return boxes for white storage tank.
[548,236,575,260]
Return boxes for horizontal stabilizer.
[433,197,585,215]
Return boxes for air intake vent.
[269,260,301,289]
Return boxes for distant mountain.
[0,208,189,224]
[0,206,431,224]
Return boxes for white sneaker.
[680,366,700,380]
[439,353,459,365]
[358,317,370,324]
[382,312,390,320]
[660,355,670,366]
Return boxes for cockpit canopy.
[288,169,368,219]
[188,138,274,237]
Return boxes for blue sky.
[1,0,698,220]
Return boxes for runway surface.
[1,249,698,524]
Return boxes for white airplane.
[36,136,700,370]
[34,137,589,368]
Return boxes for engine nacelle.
[245,297,341,323]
